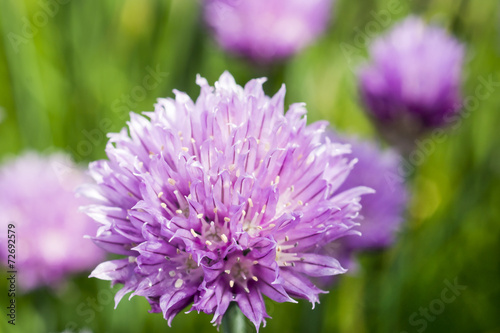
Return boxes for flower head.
[82,72,372,330]
[358,17,465,142]
[319,134,407,285]
[334,135,407,251]
[0,152,104,291]
[204,0,334,62]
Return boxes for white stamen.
[220,234,228,243]
[175,279,184,289]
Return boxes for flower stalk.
[222,304,247,333]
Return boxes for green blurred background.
[1,0,499,332]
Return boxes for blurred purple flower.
[336,136,407,251]
[82,72,373,330]
[204,0,334,62]
[0,152,105,291]
[358,17,465,142]
[321,134,407,282]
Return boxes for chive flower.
[204,0,334,62]
[82,72,372,330]
[0,152,104,291]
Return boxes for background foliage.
[1,0,499,332]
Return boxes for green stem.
[222,304,247,333]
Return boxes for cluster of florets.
[83,72,372,329]
[204,0,334,62]
[0,152,104,291]
[358,16,465,134]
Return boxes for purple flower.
[321,134,407,280]
[81,72,372,330]
[0,152,105,291]
[336,135,407,250]
[358,17,465,136]
[204,0,334,62]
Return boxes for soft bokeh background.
[1,0,499,332]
